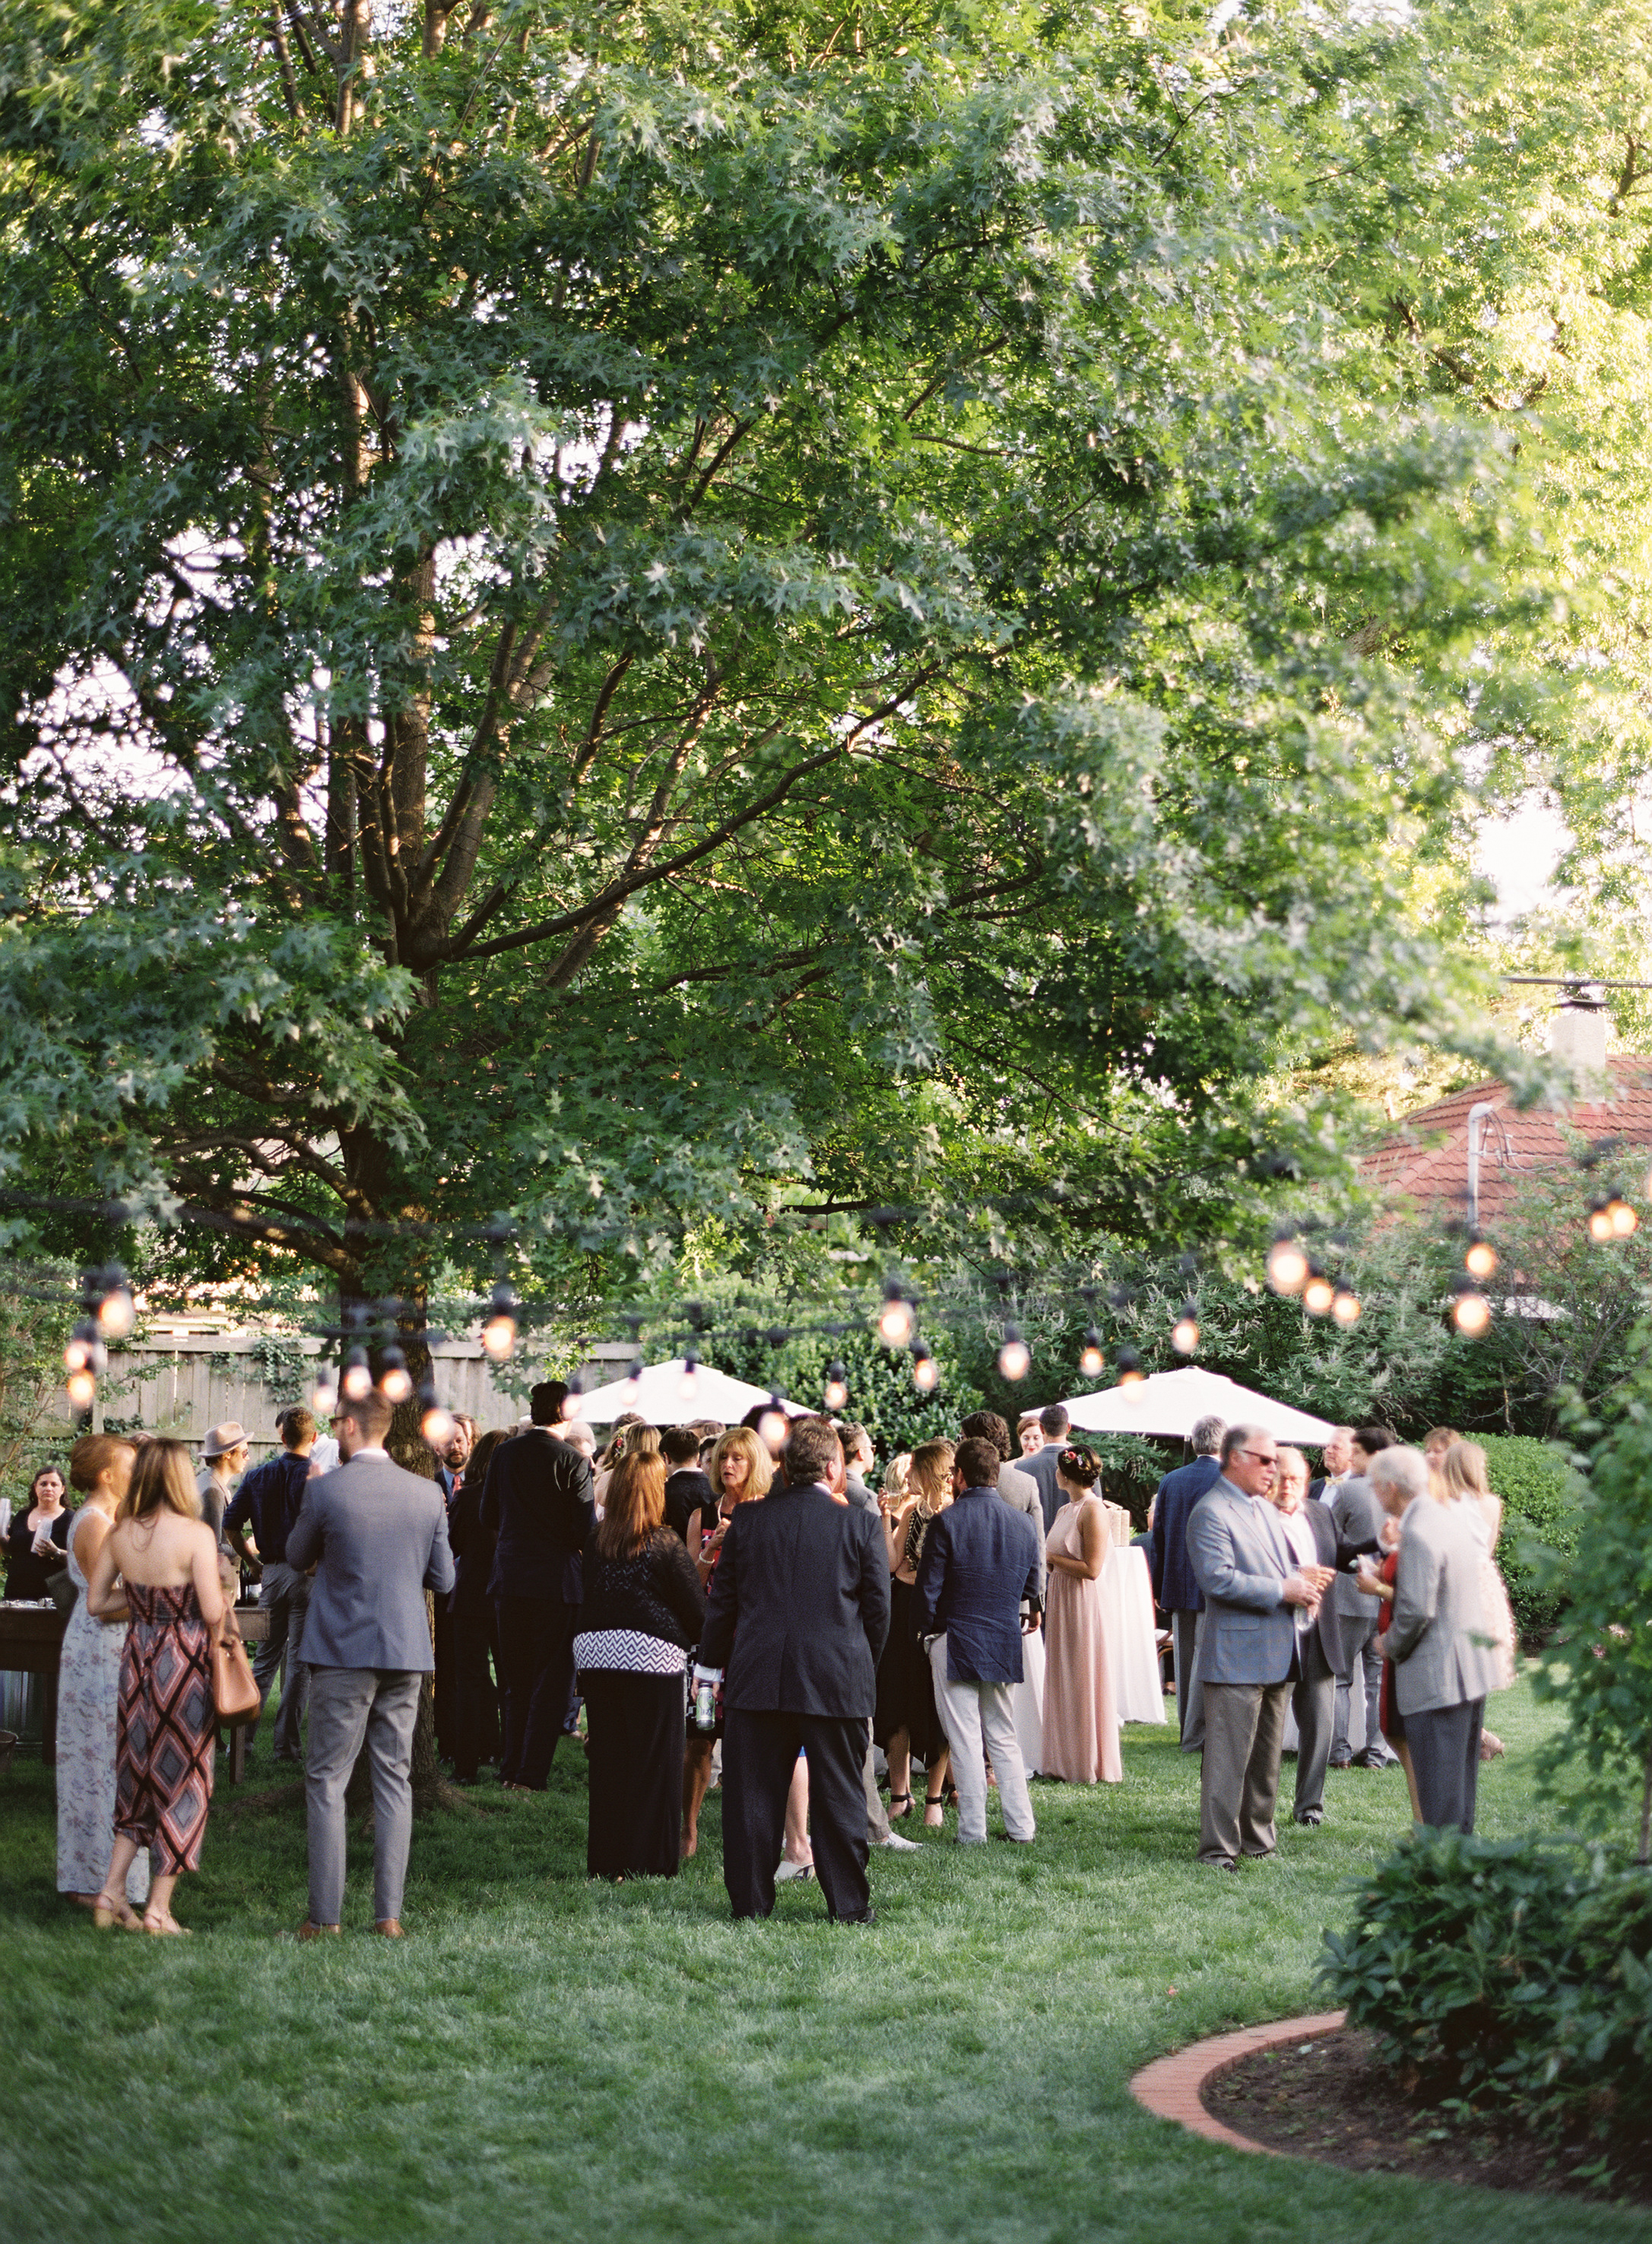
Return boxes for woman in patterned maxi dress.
[85,1438,228,1935]
[56,1434,149,1919]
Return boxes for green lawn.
[2,1675,1644,2244]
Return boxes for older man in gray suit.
[1368,1447,1502,1833]
[1185,1425,1334,1868]
[287,1389,454,1938]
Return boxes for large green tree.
[0,0,1552,1342]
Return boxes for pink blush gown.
[1042,1495,1122,1784]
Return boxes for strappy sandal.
[91,1889,139,1932]
[924,1790,946,1828]
[141,1910,190,1936]
[887,1791,914,1820]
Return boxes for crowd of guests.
[2,1383,1520,1927]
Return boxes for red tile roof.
[1362,1058,1652,1225]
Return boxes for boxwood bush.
[1477,1433,1583,1644]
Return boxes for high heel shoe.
[924,1791,946,1828]
[887,1791,914,1820]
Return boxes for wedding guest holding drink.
[85,1438,230,1935]
[576,1450,706,1880]
[56,1435,148,1921]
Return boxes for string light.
[312,1374,339,1418]
[1451,1276,1491,1336]
[1302,1264,1335,1317]
[758,1395,790,1449]
[823,1360,849,1412]
[1170,1301,1200,1355]
[341,1347,373,1402]
[997,1323,1031,1382]
[378,1345,414,1405]
[623,1356,644,1396]
[877,1283,915,1349]
[63,1324,99,1377]
[1116,1346,1144,1390]
[66,1365,97,1411]
[911,1341,939,1393]
[418,1381,455,1450]
[1608,1194,1638,1238]
[1464,1236,1498,1282]
[1587,1198,1615,1244]
[481,1282,518,1361]
[1330,1282,1362,1327]
[90,1266,135,1340]
[1078,1327,1105,1379]
[562,1374,583,1423]
[679,1352,701,1404]
[1266,1235,1309,1296]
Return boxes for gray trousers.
[1172,1610,1201,1739]
[1407,1697,1485,1834]
[929,1635,1035,1843]
[1200,1678,1292,1863]
[1290,1647,1337,1821]
[862,1720,890,1843]
[305,1666,423,1926]
[251,1562,311,1761]
[1333,1615,1385,1761]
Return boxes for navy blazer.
[699,1482,890,1718]
[912,1484,1041,1685]
[479,1429,596,1605]
[1148,1453,1221,1613]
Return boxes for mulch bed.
[1202,2026,1650,2207]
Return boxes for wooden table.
[0,1603,68,1764]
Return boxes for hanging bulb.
[911,1341,939,1393]
[561,1374,583,1424]
[481,1282,518,1361]
[1116,1345,1144,1390]
[1078,1327,1105,1379]
[419,1382,455,1451]
[1608,1194,1638,1238]
[759,1396,790,1449]
[1464,1235,1498,1282]
[997,1323,1031,1382]
[341,1346,373,1402]
[94,1270,135,1340]
[823,1359,849,1412]
[1171,1301,1200,1355]
[1331,1282,1362,1328]
[877,1283,915,1349]
[623,1356,644,1396]
[64,1322,99,1377]
[1266,1235,1309,1296]
[1451,1276,1491,1336]
[1587,1198,1615,1244]
[1302,1264,1335,1317]
[312,1375,339,1418]
[379,1345,414,1405]
[66,1367,97,1411]
[679,1352,701,1403]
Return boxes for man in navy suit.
[913,1436,1043,1844]
[1147,1413,1225,1738]
[699,1417,890,1922]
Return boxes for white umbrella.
[1057,1365,1335,1445]
[570,1358,807,1428]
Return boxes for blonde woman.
[681,1428,774,1857]
[1440,1439,1517,1757]
[593,1415,647,1506]
[57,1435,147,1920]
[85,1439,231,1935]
[873,1440,955,1825]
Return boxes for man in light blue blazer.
[287,1387,455,1938]
[1186,1425,1333,1868]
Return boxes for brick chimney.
[1550,983,1608,1076]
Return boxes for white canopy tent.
[569,1358,807,1429]
[1056,1365,1335,1446]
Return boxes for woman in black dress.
[4,1466,71,1598]
[873,1439,955,1827]
[576,1450,706,1880]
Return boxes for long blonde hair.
[881,1452,912,1503]
[119,1438,200,1523]
[596,1413,645,1473]
[709,1425,773,1504]
[906,1441,955,1515]
[1441,1440,1492,1501]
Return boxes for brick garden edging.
[1129,2010,1348,2154]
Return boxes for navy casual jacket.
[1147,1453,1222,1615]
[479,1428,596,1605]
[912,1484,1042,1686]
[224,1450,310,1567]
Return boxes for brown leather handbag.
[212,1609,261,1727]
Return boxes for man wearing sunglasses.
[1185,1425,1335,1871]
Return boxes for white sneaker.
[876,1831,921,1853]
[775,1859,815,1883]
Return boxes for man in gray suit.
[1327,1426,1394,1769]
[1186,1425,1333,1868]
[287,1389,455,1938]
[1368,1447,1501,1832]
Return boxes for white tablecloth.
[1105,1545,1168,1725]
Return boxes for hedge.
[1477,1433,1584,1643]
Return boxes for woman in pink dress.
[1042,1444,1121,1784]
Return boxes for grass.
[2,1674,1647,2244]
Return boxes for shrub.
[1318,1832,1652,2159]
[1476,1433,1584,1643]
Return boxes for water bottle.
[692,1665,721,1734]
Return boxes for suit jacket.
[664,1468,714,1545]
[1148,1453,1221,1613]
[996,1462,1047,1599]
[1387,1497,1504,1716]
[843,1473,879,1517]
[446,1466,497,1620]
[480,1428,596,1604]
[912,1484,1041,1685]
[1276,1499,1343,1678]
[1327,1475,1385,1620]
[1023,1444,1067,1535]
[287,1451,455,1672]
[1186,1475,1298,1686]
[698,1481,890,1718]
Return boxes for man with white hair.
[1367,1445,1501,1833]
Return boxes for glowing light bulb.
[481,1283,518,1361]
[759,1399,789,1449]
[1116,1346,1144,1390]
[1451,1280,1491,1337]
[1078,1328,1105,1379]
[1609,1196,1638,1238]
[1171,1302,1200,1355]
[912,1343,939,1393]
[95,1284,135,1340]
[1302,1266,1334,1317]
[1331,1285,1362,1328]
[823,1360,848,1412]
[560,1377,583,1425]
[997,1324,1031,1382]
[341,1349,373,1402]
[1464,1236,1498,1282]
[623,1356,644,1396]
[66,1368,97,1410]
[1587,1199,1615,1244]
[1266,1236,1309,1296]
[312,1378,339,1418]
[877,1286,915,1349]
[379,1346,414,1405]
[679,1353,701,1403]
[420,1399,455,1450]
[64,1333,93,1375]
